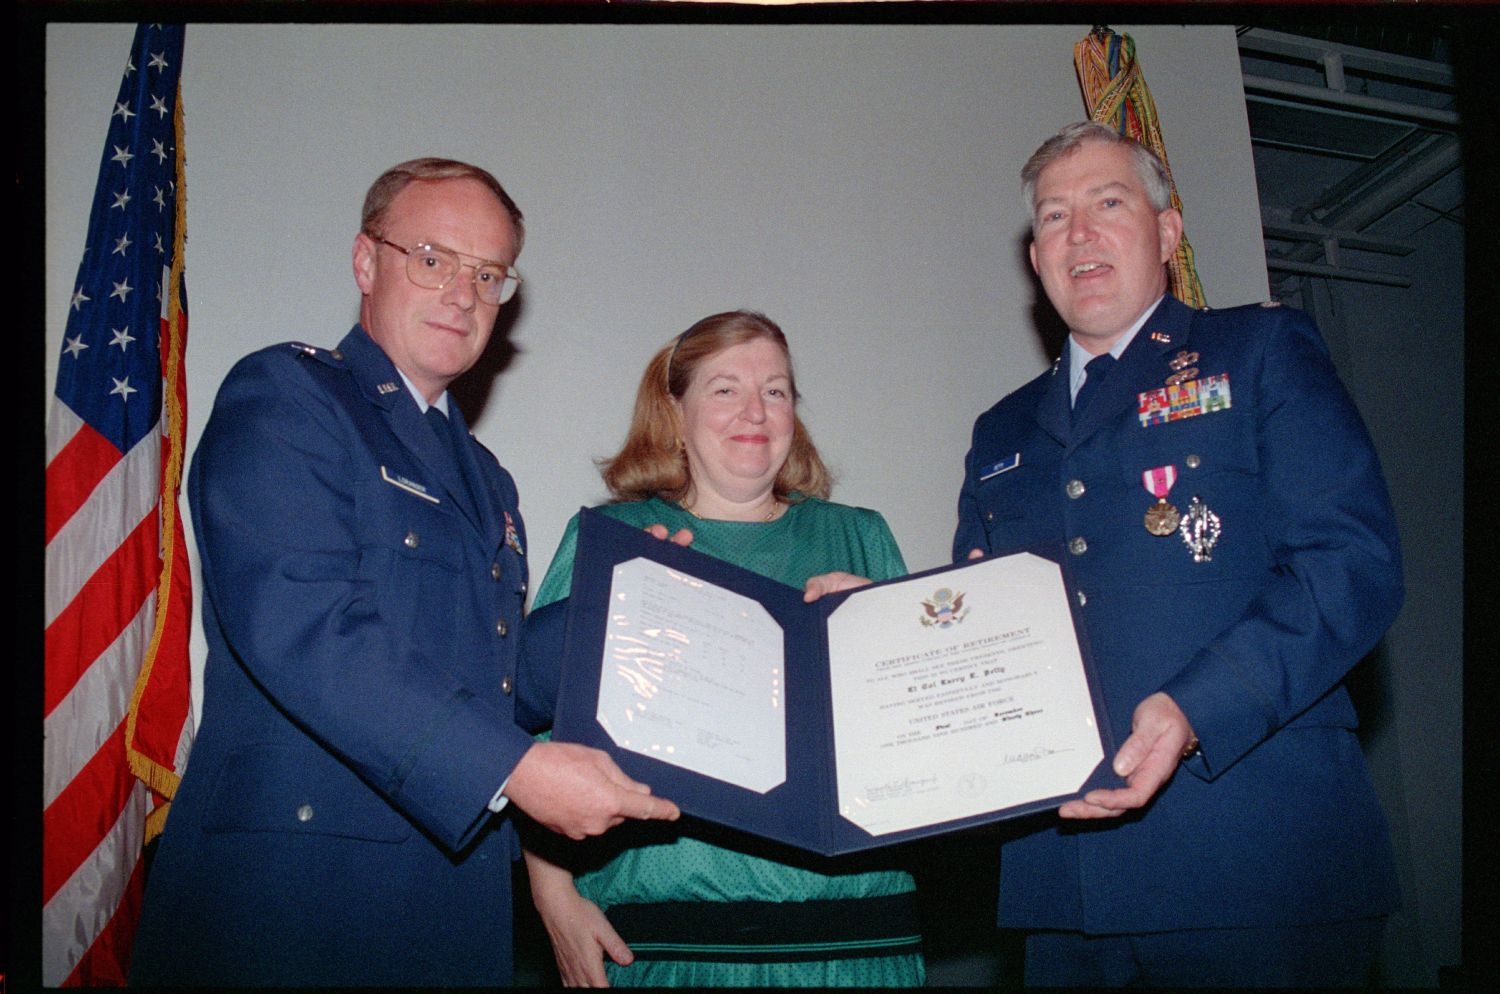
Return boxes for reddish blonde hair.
[601,311,832,504]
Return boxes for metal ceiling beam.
[1261,222,1414,256]
[1237,28,1454,87]
[1265,258,1411,289]
[1242,76,1460,130]
[1272,133,1459,285]
[1239,26,1459,291]
[1308,135,1461,231]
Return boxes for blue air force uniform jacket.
[954,296,1402,934]
[131,326,551,986]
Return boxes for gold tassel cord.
[1074,29,1206,309]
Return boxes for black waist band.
[605,893,922,963]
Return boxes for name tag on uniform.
[380,465,440,503]
[979,453,1021,481]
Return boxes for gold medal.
[1141,465,1180,537]
[1144,498,1180,536]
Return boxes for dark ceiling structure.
[1235,25,1461,294]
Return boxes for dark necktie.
[425,406,475,508]
[1072,353,1116,423]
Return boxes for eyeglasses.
[371,236,522,305]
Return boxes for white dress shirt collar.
[1067,294,1166,403]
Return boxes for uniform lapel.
[444,402,502,546]
[1034,353,1073,446]
[338,326,489,535]
[1068,296,1195,446]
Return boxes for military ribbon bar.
[1138,373,1233,427]
[504,510,525,555]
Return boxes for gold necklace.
[683,497,782,522]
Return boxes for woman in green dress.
[525,310,924,987]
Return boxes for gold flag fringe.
[125,75,191,842]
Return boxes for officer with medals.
[131,159,679,987]
[953,123,1403,986]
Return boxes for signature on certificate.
[1001,744,1074,766]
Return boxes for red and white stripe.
[44,304,194,987]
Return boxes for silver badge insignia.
[1178,495,1221,563]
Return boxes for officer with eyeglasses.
[131,158,680,987]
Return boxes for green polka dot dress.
[533,497,925,987]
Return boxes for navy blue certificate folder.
[548,507,1119,856]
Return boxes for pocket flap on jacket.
[204,744,412,843]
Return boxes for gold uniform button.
[501,676,514,696]
[403,531,419,549]
[1186,453,1201,469]
[1066,479,1086,499]
[1068,536,1088,556]
[1077,590,1087,607]
[330,349,344,361]
[984,510,995,522]
[490,563,502,580]
[496,619,508,637]
[296,804,314,823]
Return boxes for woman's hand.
[803,571,873,602]
[526,851,634,987]
[644,523,694,546]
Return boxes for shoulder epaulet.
[285,342,347,366]
[1195,299,1286,320]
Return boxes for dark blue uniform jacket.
[132,325,551,986]
[955,296,1402,934]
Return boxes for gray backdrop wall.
[49,21,1453,986]
[46,22,1266,589]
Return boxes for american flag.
[44,24,195,987]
